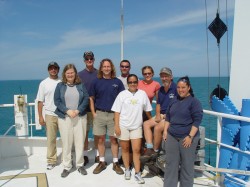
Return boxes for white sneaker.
[47,164,56,170]
[135,172,145,184]
[124,168,131,180]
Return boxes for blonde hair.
[61,64,81,84]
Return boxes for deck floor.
[0,148,164,187]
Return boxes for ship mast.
[120,0,124,61]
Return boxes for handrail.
[203,109,250,122]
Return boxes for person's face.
[48,66,59,77]
[101,61,112,76]
[120,61,130,75]
[65,68,76,83]
[160,73,172,87]
[127,76,138,92]
[84,55,94,67]
[177,81,190,98]
[143,68,153,81]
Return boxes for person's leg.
[74,115,86,168]
[143,118,157,148]
[107,112,123,175]
[45,115,58,166]
[131,138,142,173]
[153,120,165,151]
[179,135,199,187]
[120,140,130,169]
[58,117,73,171]
[92,111,107,174]
[164,133,180,187]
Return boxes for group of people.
[36,50,203,186]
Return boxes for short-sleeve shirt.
[138,80,161,103]
[36,77,61,116]
[89,78,125,111]
[157,82,177,114]
[112,89,152,130]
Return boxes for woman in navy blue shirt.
[163,76,203,187]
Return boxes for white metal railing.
[203,109,250,186]
[0,102,37,137]
[1,103,250,185]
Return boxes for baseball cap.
[83,51,94,59]
[48,61,60,70]
[160,67,172,75]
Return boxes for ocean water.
[0,77,230,166]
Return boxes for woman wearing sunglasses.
[112,74,152,184]
[138,66,160,121]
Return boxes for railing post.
[14,95,29,136]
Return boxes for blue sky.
[0,0,235,80]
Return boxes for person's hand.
[39,117,46,126]
[154,115,161,123]
[66,110,75,118]
[92,112,97,118]
[71,110,79,118]
[183,136,192,148]
[163,130,168,141]
[114,126,121,137]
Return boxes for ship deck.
[0,136,218,187]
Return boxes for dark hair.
[120,59,131,67]
[127,74,138,83]
[141,66,154,75]
[97,58,116,79]
[177,76,194,97]
[62,64,81,84]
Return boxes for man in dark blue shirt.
[78,51,98,166]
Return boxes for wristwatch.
[188,134,193,139]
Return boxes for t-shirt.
[111,89,152,130]
[89,78,125,111]
[138,80,161,103]
[117,75,128,89]
[36,77,61,116]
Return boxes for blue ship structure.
[211,96,250,187]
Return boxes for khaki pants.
[58,115,87,170]
[45,115,59,165]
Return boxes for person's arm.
[54,83,69,115]
[77,84,89,115]
[163,121,170,141]
[154,104,161,122]
[145,111,152,119]
[183,126,198,148]
[114,112,121,137]
[89,96,96,118]
[38,101,45,126]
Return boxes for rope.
[204,0,211,165]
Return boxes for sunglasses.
[143,72,152,76]
[128,81,138,84]
[120,65,130,68]
[85,58,94,61]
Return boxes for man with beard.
[140,67,177,159]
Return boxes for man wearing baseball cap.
[78,51,99,165]
[141,67,177,161]
[36,61,61,170]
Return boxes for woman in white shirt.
[112,74,152,184]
